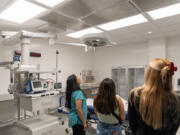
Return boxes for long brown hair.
[130,58,179,129]
[66,74,81,109]
[94,78,117,114]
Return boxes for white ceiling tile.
[57,0,120,19]
[125,22,156,32]
[0,19,21,31]
[82,1,139,26]
[0,0,12,11]
[160,23,180,32]
[155,15,180,27]
[0,18,47,31]
[109,31,149,43]
[164,29,180,37]
[134,0,177,12]
[23,19,46,28]
[40,12,89,31]
[106,22,156,39]
[1,0,180,45]
[56,35,81,43]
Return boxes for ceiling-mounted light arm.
[21,31,56,38]
[55,42,85,47]
[54,41,92,53]
[0,31,19,37]
[1,30,57,46]
[2,32,22,46]
[108,38,118,46]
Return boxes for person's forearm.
[77,109,86,124]
[120,111,126,120]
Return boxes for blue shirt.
[68,90,87,127]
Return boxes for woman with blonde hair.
[128,58,180,135]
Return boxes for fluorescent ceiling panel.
[66,27,103,38]
[98,14,148,31]
[148,3,180,20]
[34,0,65,7]
[0,0,47,24]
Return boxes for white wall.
[167,37,180,91]
[0,44,20,95]
[1,36,180,94]
[92,42,149,83]
[0,39,93,94]
[91,36,180,91]
[148,38,166,61]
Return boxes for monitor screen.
[33,81,42,88]
[178,79,180,86]
[54,82,62,89]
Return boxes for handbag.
[112,112,134,135]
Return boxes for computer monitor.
[54,82,62,90]
[31,80,43,92]
[178,79,180,86]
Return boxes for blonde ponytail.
[160,66,170,88]
[132,58,178,129]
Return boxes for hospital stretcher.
[58,95,129,134]
[86,98,128,121]
[58,95,128,121]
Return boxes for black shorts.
[72,124,86,135]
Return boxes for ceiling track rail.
[128,0,166,38]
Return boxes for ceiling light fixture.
[148,3,180,19]
[97,14,148,31]
[148,31,152,34]
[66,27,103,38]
[34,0,65,7]
[0,0,47,24]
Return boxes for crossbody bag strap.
[112,111,122,125]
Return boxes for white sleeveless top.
[97,108,119,124]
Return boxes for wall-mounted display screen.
[177,79,180,86]
[33,81,42,88]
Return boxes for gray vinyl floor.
[56,112,97,135]
[54,112,180,135]
[0,112,179,135]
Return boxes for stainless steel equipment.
[0,31,62,135]
[112,66,145,100]
[82,70,95,83]
[0,115,61,135]
[81,70,99,98]
[0,94,16,126]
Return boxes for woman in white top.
[94,78,125,135]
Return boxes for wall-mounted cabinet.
[112,66,145,100]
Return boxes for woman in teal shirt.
[66,74,87,135]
